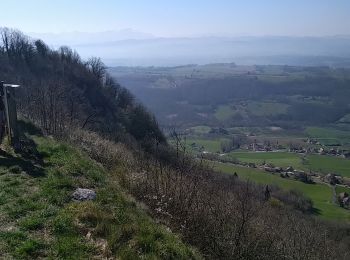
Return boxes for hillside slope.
[0,27,165,148]
[0,122,200,259]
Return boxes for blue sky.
[1,0,350,36]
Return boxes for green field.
[185,138,229,153]
[214,102,289,120]
[214,162,350,221]
[246,101,289,116]
[305,127,350,145]
[215,105,237,121]
[307,154,350,177]
[226,151,350,177]
[227,151,303,169]
[335,185,350,195]
[188,125,211,134]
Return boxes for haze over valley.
[30,30,350,67]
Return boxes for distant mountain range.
[28,30,350,67]
[29,29,155,46]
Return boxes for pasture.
[185,137,229,153]
[226,151,350,177]
[214,162,350,221]
[215,105,237,121]
[305,126,350,146]
[307,154,350,177]
[227,151,304,169]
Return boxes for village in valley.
[184,125,350,211]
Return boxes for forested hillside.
[109,64,350,128]
[1,29,350,259]
[0,28,164,148]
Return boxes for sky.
[1,0,350,37]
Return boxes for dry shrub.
[66,129,135,171]
[61,131,350,260]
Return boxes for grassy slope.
[213,162,350,222]
[0,127,200,259]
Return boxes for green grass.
[305,127,350,145]
[0,122,200,259]
[306,154,350,177]
[227,151,304,169]
[185,137,229,153]
[188,125,211,135]
[215,105,237,121]
[246,101,289,116]
[214,162,350,222]
[214,101,289,121]
[335,185,350,195]
[226,151,350,177]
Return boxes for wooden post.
[1,82,20,146]
[2,83,12,144]
[8,88,19,145]
[0,81,5,142]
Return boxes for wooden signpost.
[0,81,20,146]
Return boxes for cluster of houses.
[201,146,350,210]
[259,165,314,183]
[246,142,284,152]
[338,192,350,209]
[323,173,345,185]
[289,146,350,158]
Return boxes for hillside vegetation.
[0,122,199,259]
[0,28,164,149]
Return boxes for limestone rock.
[72,188,96,201]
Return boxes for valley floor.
[214,162,350,221]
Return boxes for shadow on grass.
[310,207,322,216]
[0,150,45,177]
[0,120,46,177]
[17,120,43,137]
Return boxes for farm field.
[246,101,289,116]
[188,125,212,134]
[226,151,304,169]
[227,151,350,177]
[307,154,350,177]
[213,162,350,221]
[215,105,237,121]
[335,185,350,195]
[185,137,229,153]
[305,127,350,146]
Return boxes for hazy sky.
[1,0,350,37]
